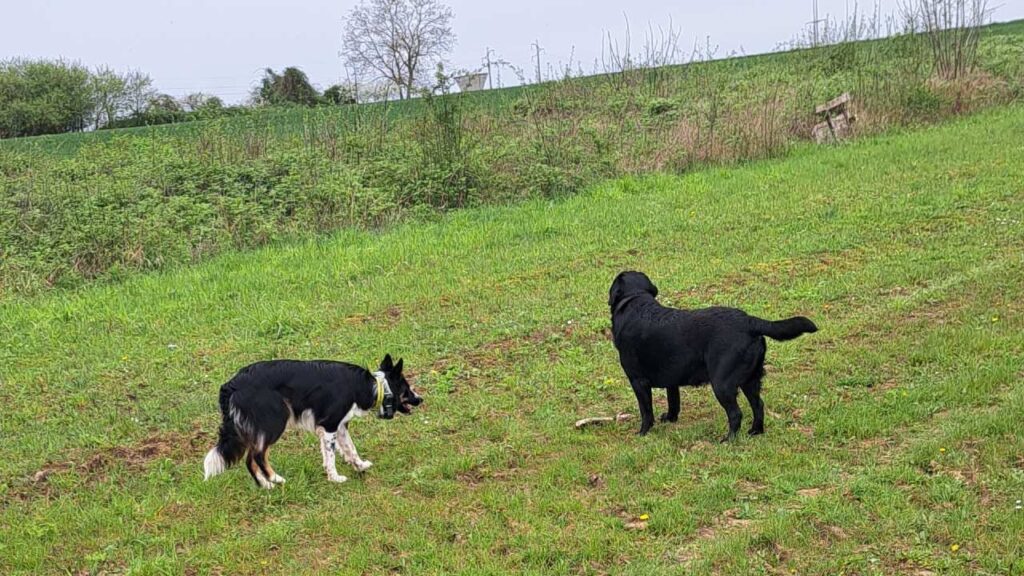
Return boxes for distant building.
[454,73,488,92]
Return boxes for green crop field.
[2,103,1022,574]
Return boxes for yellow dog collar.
[372,371,388,410]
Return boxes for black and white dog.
[609,271,817,441]
[203,354,422,488]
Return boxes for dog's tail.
[203,383,246,480]
[749,316,818,341]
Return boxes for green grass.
[2,106,1023,575]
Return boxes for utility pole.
[532,40,544,84]
[483,47,494,90]
[809,0,827,47]
[814,0,819,46]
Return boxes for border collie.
[203,354,422,488]
[609,271,817,441]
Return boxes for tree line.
[0,59,369,139]
[2,0,460,138]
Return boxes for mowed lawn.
[1,106,1023,575]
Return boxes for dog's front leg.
[316,427,348,483]
[630,379,655,436]
[661,385,680,423]
[337,425,372,472]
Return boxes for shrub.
[902,84,946,120]
[645,98,678,117]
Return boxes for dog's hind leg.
[712,379,743,443]
[740,340,767,436]
[661,385,680,423]
[337,425,372,472]
[630,378,655,435]
[255,447,286,484]
[246,450,274,489]
[316,427,348,484]
[740,377,765,436]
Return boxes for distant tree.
[0,58,94,138]
[202,95,225,110]
[147,93,182,113]
[322,83,357,105]
[90,66,128,129]
[181,92,224,112]
[342,0,456,100]
[123,69,156,117]
[253,67,320,106]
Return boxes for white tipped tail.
[203,447,227,480]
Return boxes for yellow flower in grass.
[639,514,650,521]
[950,544,960,552]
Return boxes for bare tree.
[342,0,456,100]
[899,0,993,79]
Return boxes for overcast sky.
[3,0,1022,103]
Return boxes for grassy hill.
[2,105,1022,574]
[1,20,1023,296]
[3,19,1023,158]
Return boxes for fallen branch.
[574,413,633,429]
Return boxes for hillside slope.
[3,20,1023,295]
[1,106,1023,574]
[3,18,1023,156]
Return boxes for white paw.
[328,474,349,484]
[270,474,286,484]
[355,460,373,472]
[257,478,275,490]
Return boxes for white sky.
[2,0,1022,103]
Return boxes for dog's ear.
[394,358,404,374]
[381,354,394,371]
[608,274,625,308]
[648,278,659,298]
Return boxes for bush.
[645,98,678,117]
[0,59,93,138]
[902,84,946,120]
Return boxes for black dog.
[203,354,422,488]
[609,271,817,440]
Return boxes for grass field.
[2,105,1023,574]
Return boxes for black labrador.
[609,271,817,441]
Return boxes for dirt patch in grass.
[737,479,769,497]
[15,423,211,501]
[796,487,824,498]
[675,508,757,563]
